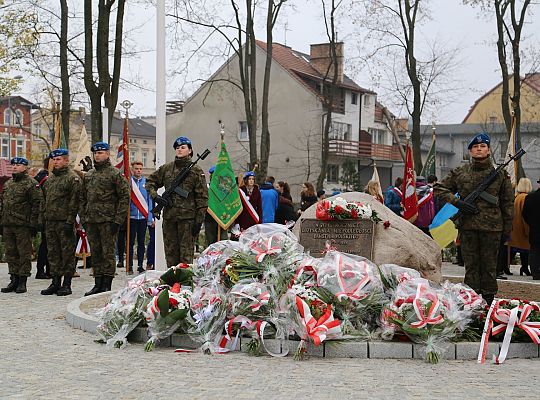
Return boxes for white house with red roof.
[167,41,403,197]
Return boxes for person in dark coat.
[275,181,297,225]
[384,177,403,215]
[298,182,317,216]
[233,172,262,238]
[522,178,540,280]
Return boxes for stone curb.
[67,296,540,360]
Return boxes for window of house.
[15,139,24,157]
[462,141,470,161]
[327,164,339,183]
[369,128,387,144]
[15,109,23,125]
[499,140,508,159]
[33,122,42,136]
[142,151,148,167]
[330,121,352,140]
[143,140,147,144]
[364,95,372,107]
[239,121,249,141]
[351,92,358,105]
[3,109,12,125]
[439,155,447,167]
[1,138,8,158]
[129,151,136,163]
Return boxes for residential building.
[0,96,39,161]
[166,41,402,198]
[463,73,540,124]
[418,122,540,181]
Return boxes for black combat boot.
[15,275,28,294]
[101,276,113,292]
[483,294,495,306]
[56,275,73,296]
[1,274,19,293]
[84,276,104,296]
[41,276,62,295]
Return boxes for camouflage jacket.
[41,166,82,224]
[146,156,208,222]
[434,157,514,233]
[79,159,130,225]
[0,172,43,227]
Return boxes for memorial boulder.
[292,192,442,282]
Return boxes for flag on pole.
[429,203,459,248]
[208,141,243,229]
[371,163,384,200]
[402,141,418,222]
[420,135,436,177]
[48,108,66,172]
[72,124,92,169]
[115,117,130,178]
[504,115,518,186]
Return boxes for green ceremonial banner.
[207,141,243,230]
[420,138,436,177]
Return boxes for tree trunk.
[107,0,126,131]
[59,0,70,144]
[247,1,258,171]
[494,0,512,134]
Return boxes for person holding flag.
[80,142,130,296]
[127,161,153,274]
[434,132,514,305]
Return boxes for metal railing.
[328,139,403,161]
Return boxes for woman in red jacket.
[233,171,262,237]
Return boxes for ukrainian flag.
[429,203,459,249]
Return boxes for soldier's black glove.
[154,195,172,209]
[110,222,120,235]
[30,226,38,237]
[80,156,93,172]
[455,199,478,215]
[192,221,202,237]
[63,223,74,235]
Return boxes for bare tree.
[316,0,341,190]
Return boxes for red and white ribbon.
[289,264,318,288]
[131,177,149,218]
[250,237,282,263]
[230,290,270,312]
[409,283,444,329]
[239,188,260,224]
[479,301,540,364]
[335,255,370,301]
[295,296,341,346]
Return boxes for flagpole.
[121,100,132,275]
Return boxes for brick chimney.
[310,42,344,84]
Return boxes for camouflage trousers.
[460,230,501,297]
[86,222,118,277]
[45,220,77,277]
[204,216,228,246]
[163,218,195,266]
[3,226,32,277]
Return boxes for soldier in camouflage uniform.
[40,148,82,296]
[1,157,43,294]
[146,136,208,266]
[80,142,130,296]
[434,133,514,305]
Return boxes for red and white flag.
[402,142,418,222]
[115,117,130,178]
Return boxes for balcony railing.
[328,139,403,161]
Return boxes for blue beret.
[244,171,255,179]
[209,165,216,174]
[11,157,29,166]
[173,136,192,149]
[49,148,69,158]
[91,142,110,152]
[468,133,491,150]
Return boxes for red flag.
[402,142,418,222]
[115,118,130,178]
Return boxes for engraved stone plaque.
[298,218,374,259]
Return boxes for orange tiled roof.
[256,41,375,95]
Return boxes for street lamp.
[7,75,23,159]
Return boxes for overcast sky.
[18,1,540,124]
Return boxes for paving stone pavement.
[1,262,539,400]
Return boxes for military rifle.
[152,149,211,219]
[454,148,525,219]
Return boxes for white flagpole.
[155,0,166,269]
